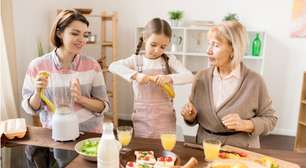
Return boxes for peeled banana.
[162,83,175,98]
[38,71,56,112]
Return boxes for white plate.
[74,137,100,162]
[207,159,265,168]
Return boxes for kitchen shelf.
[295,72,306,153]
[299,121,306,126]
[136,26,266,75]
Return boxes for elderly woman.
[181,20,278,148]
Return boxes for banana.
[162,83,175,98]
[38,71,56,112]
[147,76,175,98]
[257,157,279,168]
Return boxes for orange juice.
[118,131,132,146]
[160,134,176,151]
[203,139,221,161]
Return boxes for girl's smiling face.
[144,33,170,59]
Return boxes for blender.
[51,73,79,141]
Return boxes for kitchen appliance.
[51,73,79,141]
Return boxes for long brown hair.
[135,18,172,74]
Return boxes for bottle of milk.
[97,122,121,168]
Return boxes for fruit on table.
[219,152,240,159]
[219,150,248,159]
[256,156,279,168]
[209,162,247,168]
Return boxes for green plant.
[37,41,44,57]
[168,10,184,20]
[37,41,51,57]
[223,13,239,21]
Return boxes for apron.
[132,56,176,139]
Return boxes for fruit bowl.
[74,137,100,161]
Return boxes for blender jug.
[51,72,79,141]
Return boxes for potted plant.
[37,41,44,57]
[37,40,51,57]
[223,13,239,21]
[168,10,184,27]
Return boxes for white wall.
[12,0,306,136]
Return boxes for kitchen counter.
[1,126,305,168]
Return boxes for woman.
[22,9,109,132]
[181,20,278,148]
[22,9,109,167]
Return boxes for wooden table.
[2,126,306,168]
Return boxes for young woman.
[22,9,109,167]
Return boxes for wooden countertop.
[2,126,305,168]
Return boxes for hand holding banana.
[37,71,56,112]
[148,75,175,98]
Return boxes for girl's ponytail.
[161,53,171,74]
[135,36,143,55]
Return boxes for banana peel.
[38,71,56,112]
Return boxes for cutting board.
[222,145,300,168]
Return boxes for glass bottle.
[97,122,121,168]
[252,33,261,56]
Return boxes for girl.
[109,18,193,139]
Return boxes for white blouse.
[212,65,241,109]
[109,54,193,85]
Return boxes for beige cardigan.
[187,63,278,148]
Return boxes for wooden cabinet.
[294,72,306,153]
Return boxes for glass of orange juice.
[203,138,221,162]
[160,133,176,151]
[117,126,133,153]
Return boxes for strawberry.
[166,157,173,162]
[127,161,134,167]
[144,156,150,161]
[219,152,227,159]
[237,151,247,157]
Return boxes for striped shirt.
[21,49,109,133]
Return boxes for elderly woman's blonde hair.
[207,20,248,68]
